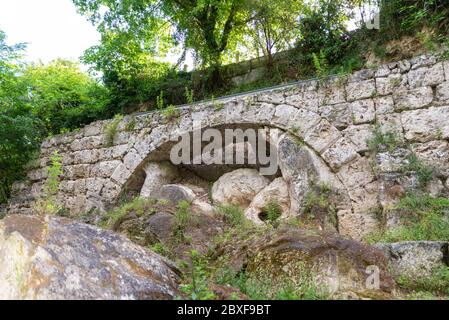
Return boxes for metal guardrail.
[134,72,345,117]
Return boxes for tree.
[22,59,110,134]
[244,0,303,66]
[297,0,353,65]
[73,0,254,89]
[0,30,44,203]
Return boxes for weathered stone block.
[402,106,449,142]
[412,140,449,177]
[111,163,131,185]
[321,138,358,170]
[91,160,122,178]
[320,103,352,129]
[123,148,143,172]
[350,99,375,124]
[303,119,341,153]
[337,156,376,191]
[374,96,395,114]
[376,74,404,96]
[393,86,433,111]
[342,124,374,153]
[346,79,376,101]
[436,81,449,102]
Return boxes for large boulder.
[219,226,395,299]
[244,178,291,224]
[375,241,449,279]
[211,169,270,208]
[0,215,179,300]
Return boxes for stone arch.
[111,98,355,228]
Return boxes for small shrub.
[125,117,136,132]
[262,200,283,225]
[156,91,165,110]
[185,87,194,104]
[217,204,247,228]
[35,151,64,216]
[173,200,192,242]
[312,50,330,79]
[179,250,216,300]
[402,153,434,188]
[162,104,180,122]
[150,242,170,257]
[367,125,400,153]
[304,182,334,222]
[104,114,123,147]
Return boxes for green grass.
[172,200,192,243]
[104,114,123,147]
[366,125,401,153]
[101,197,158,228]
[217,204,248,229]
[398,266,449,298]
[162,104,181,122]
[366,194,449,243]
[214,262,329,300]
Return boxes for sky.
[0,0,100,64]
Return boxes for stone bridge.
[7,53,449,240]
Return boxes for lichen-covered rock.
[221,226,395,298]
[211,169,270,208]
[0,215,179,300]
[375,241,449,278]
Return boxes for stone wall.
[7,53,449,240]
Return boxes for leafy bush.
[262,200,283,225]
[179,250,216,300]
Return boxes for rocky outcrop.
[211,169,270,208]
[375,241,449,279]
[218,226,395,299]
[0,215,179,300]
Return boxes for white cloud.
[0,0,100,64]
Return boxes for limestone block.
[402,106,449,142]
[393,86,433,111]
[346,79,376,101]
[320,103,352,130]
[321,138,358,171]
[303,119,341,153]
[342,124,374,153]
[375,74,404,96]
[350,99,376,124]
[374,96,395,115]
